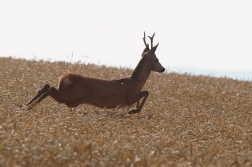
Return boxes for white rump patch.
[62,77,73,85]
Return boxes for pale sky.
[0,1,252,79]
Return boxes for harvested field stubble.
[0,57,252,166]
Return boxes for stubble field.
[0,57,252,166]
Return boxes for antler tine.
[143,32,149,48]
[148,33,155,48]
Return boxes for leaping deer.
[27,32,165,114]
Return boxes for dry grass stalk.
[0,57,252,166]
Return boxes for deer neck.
[130,58,151,89]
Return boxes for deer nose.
[160,68,165,73]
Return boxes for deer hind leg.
[34,87,72,106]
[27,84,50,106]
[128,91,149,114]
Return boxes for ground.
[0,57,252,166]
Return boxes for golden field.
[0,57,252,166]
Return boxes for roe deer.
[27,32,165,114]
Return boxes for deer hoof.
[128,109,139,114]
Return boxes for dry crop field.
[0,57,252,166]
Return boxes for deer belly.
[85,93,127,109]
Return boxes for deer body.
[27,32,165,114]
[57,74,144,108]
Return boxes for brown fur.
[27,32,165,114]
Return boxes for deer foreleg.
[136,100,140,108]
[27,84,50,106]
[128,91,149,114]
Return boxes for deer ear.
[146,43,150,50]
[150,43,159,54]
[142,44,150,57]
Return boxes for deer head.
[142,32,165,73]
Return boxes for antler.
[148,33,155,48]
[143,32,149,49]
